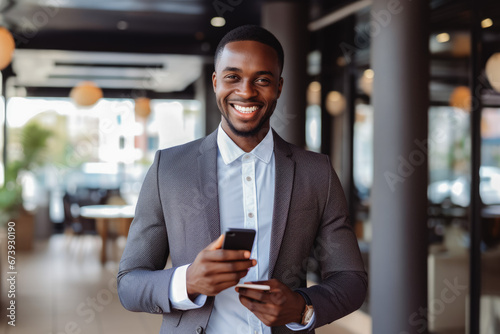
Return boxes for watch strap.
[295,290,312,305]
[295,290,314,325]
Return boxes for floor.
[0,234,370,334]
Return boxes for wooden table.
[80,205,135,264]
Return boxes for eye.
[224,74,239,81]
[256,78,271,85]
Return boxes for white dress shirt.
[168,125,314,333]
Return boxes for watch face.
[302,305,314,325]
[305,309,313,321]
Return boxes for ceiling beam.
[308,0,372,31]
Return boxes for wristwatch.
[295,290,314,325]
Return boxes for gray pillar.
[195,62,219,135]
[262,1,307,147]
[370,1,429,333]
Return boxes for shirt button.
[246,176,252,181]
[248,212,254,218]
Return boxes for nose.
[235,79,257,100]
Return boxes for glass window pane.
[480,107,500,333]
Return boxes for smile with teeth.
[232,104,260,114]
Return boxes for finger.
[211,269,248,285]
[239,295,269,313]
[210,273,260,294]
[195,270,251,296]
[247,279,271,285]
[239,286,288,306]
[247,279,280,289]
[210,271,250,286]
[236,287,269,302]
[204,260,255,276]
[206,235,224,251]
[239,296,285,326]
[221,260,256,273]
[239,295,264,308]
[204,249,255,262]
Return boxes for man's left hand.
[236,279,306,327]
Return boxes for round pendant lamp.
[359,69,374,96]
[486,53,500,93]
[70,81,103,107]
[134,97,151,118]
[449,86,471,111]
[326,91,346,116]
[307,81,321,106]
[0,27,15,70]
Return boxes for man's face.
[212,40,283,139]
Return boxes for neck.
[221,123,270,153]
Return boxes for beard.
[219,100,277,138]
[221,112,271,138]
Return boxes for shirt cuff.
[169,264,207,310]
[286,311,316,331]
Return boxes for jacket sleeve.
[117,150,175,314]
[297,156,368,329]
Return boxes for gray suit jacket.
[118,129,367,334]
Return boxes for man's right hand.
[186,235,257,299]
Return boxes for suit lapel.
[197,130,221,243]
[269,131,295,278]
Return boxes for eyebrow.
[222,67,275,77]
[222,67,241,73]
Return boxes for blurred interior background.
[0,0,499,333]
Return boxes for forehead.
[217,40,280,73]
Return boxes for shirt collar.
[217,124,274,165]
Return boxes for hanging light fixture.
[134,97,151,118]
[307,81,321,105]
[0,27,15,70]
[70,81,103,107]
[449,86,471,111]
[486,53,500,93]
[359,69,374,96]
[326,91,346,116]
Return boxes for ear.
[277,77,283,99]
[212,71,217,93]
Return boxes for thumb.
[206,234,224,250]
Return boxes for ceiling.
[11,49,203,92]
[0,0,262,54]
[0,0,264,96]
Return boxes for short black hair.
[214,25,284,74]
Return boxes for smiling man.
[118,25,367,334]
[213,37,283,151]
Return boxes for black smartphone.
[222,228,256,251]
